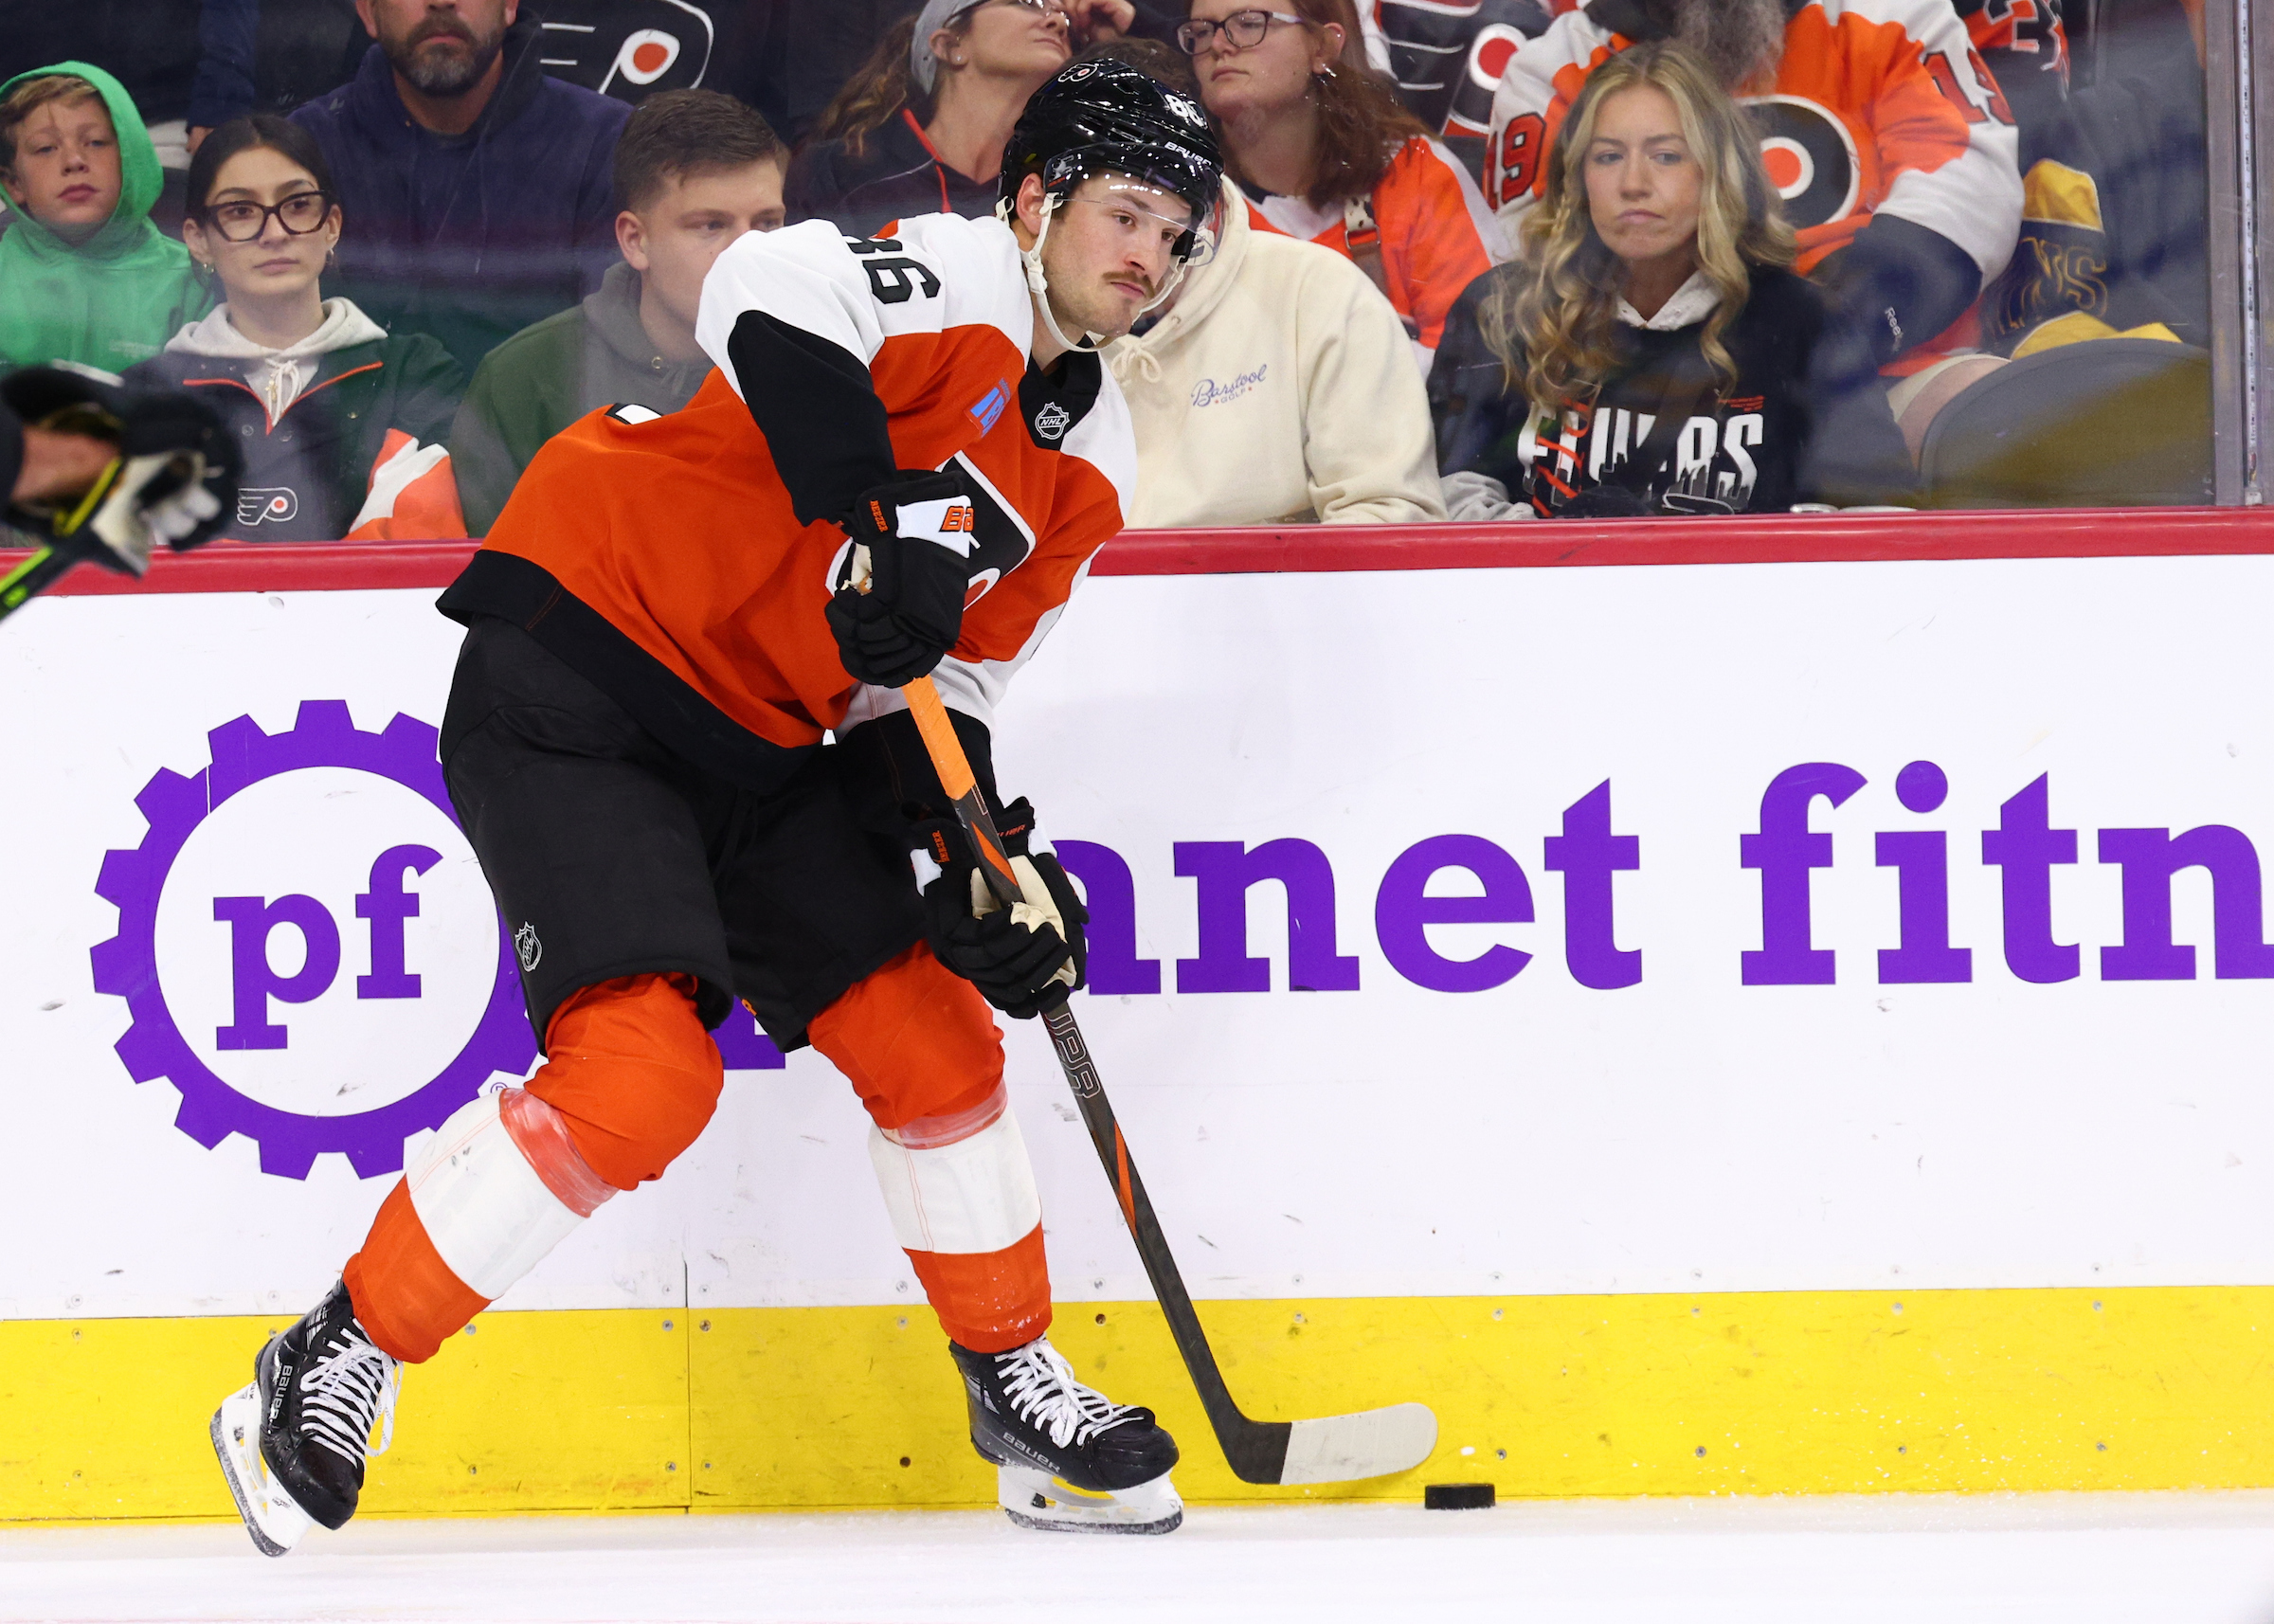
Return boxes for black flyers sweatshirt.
[1431,262,1919,516]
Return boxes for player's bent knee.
[810,943,1004,1131]
[527,972,724,1189]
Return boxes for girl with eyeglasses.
[786,0,1135,238]
[126,115,467,541]
[1177,0,1509,374]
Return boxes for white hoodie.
[164,298,388,421]
[1105,187,1447,528]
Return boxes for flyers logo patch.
[235,487,299,526]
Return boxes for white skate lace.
[996,1338,1136,1451]
[298,1320,401,1468]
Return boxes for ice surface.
[7,1492,2274,1623]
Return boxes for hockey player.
[209,59,1222,1552]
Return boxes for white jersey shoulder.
[697,212,1034,398]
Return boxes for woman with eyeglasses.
[126,115,466,541]
[1177,0,1509,374]
[786,0,1134,238]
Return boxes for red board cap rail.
[3,509,2272,597]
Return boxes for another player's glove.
[2,365,240,573]
[911,796,1089,1020]
[825,470,976,688]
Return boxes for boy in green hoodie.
[0,63,210,373]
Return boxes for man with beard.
[1482,0,2022,381]
[292,0,632,375]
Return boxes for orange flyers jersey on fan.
[461,212,1133,779]
[1239,134,1512,368]
[1482,0,2022,291]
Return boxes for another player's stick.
[0,535,99,623]
[900,675,1438,1486]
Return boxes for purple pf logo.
[91,701,536,1179]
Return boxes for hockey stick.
[900,676,1438,1486]
[0,535,99,623]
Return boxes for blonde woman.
[1429,43,1913,518]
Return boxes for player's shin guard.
[344,1086,614,1362]
[344,972,719,1363]
[865,1083,1052,1349]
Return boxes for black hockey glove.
[2,365,241,572]
[911,797,1089,1020]
[825,470,975,688]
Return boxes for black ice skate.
[209,1278,400,1557]
[950,1336,1182,1534]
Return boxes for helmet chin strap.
[1001,189,1202,354]
[1005,194,1104,354]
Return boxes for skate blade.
[209,1383,313,1558]
[998,1464,1182,1536]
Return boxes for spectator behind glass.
[1485,0,2022,394]
[290,0,632,376]
[0,65,209,373]
[188,0,386,144]
[1179,0,1510,374]
[1107,179,1446,525]
[127,115,466,541]
[450,89,785,535]
[1431,43,1913,520]
[1359,0,1550,179]
[785,0,1133,237]
[1981,0,2205,352]
[765,0,923,145]
[0,7,205,172]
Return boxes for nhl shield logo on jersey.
[90,702,534,1180]
[1032,401,1072,442]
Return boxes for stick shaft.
[1038,1001,1283,1475]
[0,542,82,621]
[898,675,1292,1481]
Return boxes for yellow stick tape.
[7,1288,2271,1522]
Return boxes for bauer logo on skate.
[90,702,535,1180]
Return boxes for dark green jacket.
[448,262,713,534]
[129,334,463,540]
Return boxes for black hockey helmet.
[998,58,1222,245]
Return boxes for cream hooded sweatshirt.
[1105,186,1446,528]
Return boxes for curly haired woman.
[1429,42,1913,518]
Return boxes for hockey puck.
[1424,1482,1495,1510]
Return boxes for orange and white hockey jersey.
[1240,133,1512,370]
[1484,0,2023,364]
[439,212,1134,794]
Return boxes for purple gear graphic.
[90,700,537,1180]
